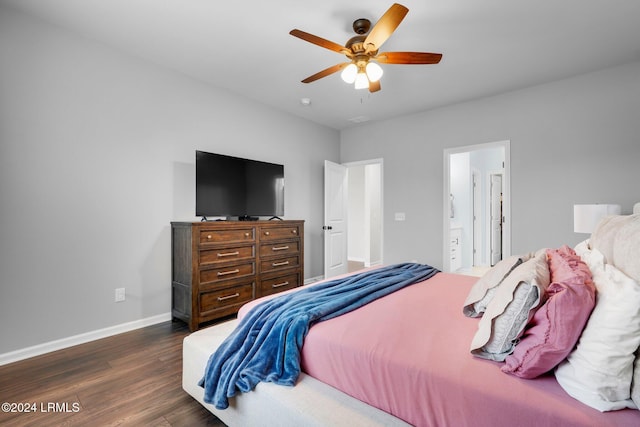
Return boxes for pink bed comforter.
[240,271,640,426]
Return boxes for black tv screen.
[195,151,284,219]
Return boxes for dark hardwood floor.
[0,321,225,426]
[348,260,365,273]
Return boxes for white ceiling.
[4,0,640,130]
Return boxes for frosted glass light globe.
[354,72,369,90]
[366,62,383,82]
[340,64,358,84]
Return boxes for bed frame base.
[182,319,409,427]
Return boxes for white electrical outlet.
[115,288,125,302]
[394,212,406,221]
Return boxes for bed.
[183,207,640,426]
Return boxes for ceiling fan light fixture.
[354,72,369,90]
[290,3,443,93]
[365,62,383,82]
[341,63,358,84]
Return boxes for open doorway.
[323,159,383,278]
[443,141,510,274]
[346,159,383,272]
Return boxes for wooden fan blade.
[375,52,442,64]
[290,29,349,55]
[301,63,349,83]
[369,80,381,93]
[364,3,409,53]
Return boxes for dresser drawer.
[200,261,255,285]
[199,283,254,314]
[259,240,300,258]
[260,225,301,241]
[260,255,300,273]
[199,227,255,244]
[200,244,255,266]
[259,272,301,297]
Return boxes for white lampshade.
[354,72,369,90]
[340,64,357,84]
[365,62,383,82]
[573,204,621,233]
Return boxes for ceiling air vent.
[348,115,370,123]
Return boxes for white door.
[324,160,348,278]
[472,170,481,266]
[490,174,503,266]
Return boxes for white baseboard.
[304,275,324,285]
[0,312,172,366]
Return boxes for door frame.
[472,168,481,266]
[488,171,504,266]
[443,141,511,272]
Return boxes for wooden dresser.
[171,220,304,331]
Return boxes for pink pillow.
[501,246,596,378]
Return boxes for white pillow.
[555,241,640,412]
[463,254,531,318]
[590,214,640,284]
[481,280,539,359]
[470,251,550,361]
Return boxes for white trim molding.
[0,312,172,366]
[304,275,324,285]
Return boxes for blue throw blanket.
[199,262,439,409]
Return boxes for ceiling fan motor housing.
[352,18,371,35]
[345,35,367,53]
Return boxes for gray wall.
[2,2,639,358]
[0,6,339,354]
[341,60,640,269]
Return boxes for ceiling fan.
[289,3,442,93]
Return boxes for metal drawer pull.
[292,229,297,234]
[264,231,270,236]
[217,293,240,301]
[272,246,289,251]
[207,235,212,239]
[272,281,289,288]
[218,251,240,257]
[272,261,290,267]
[217,269,240,276]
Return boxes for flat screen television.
[195,150,284,220]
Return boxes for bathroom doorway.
[443,141,511,273]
